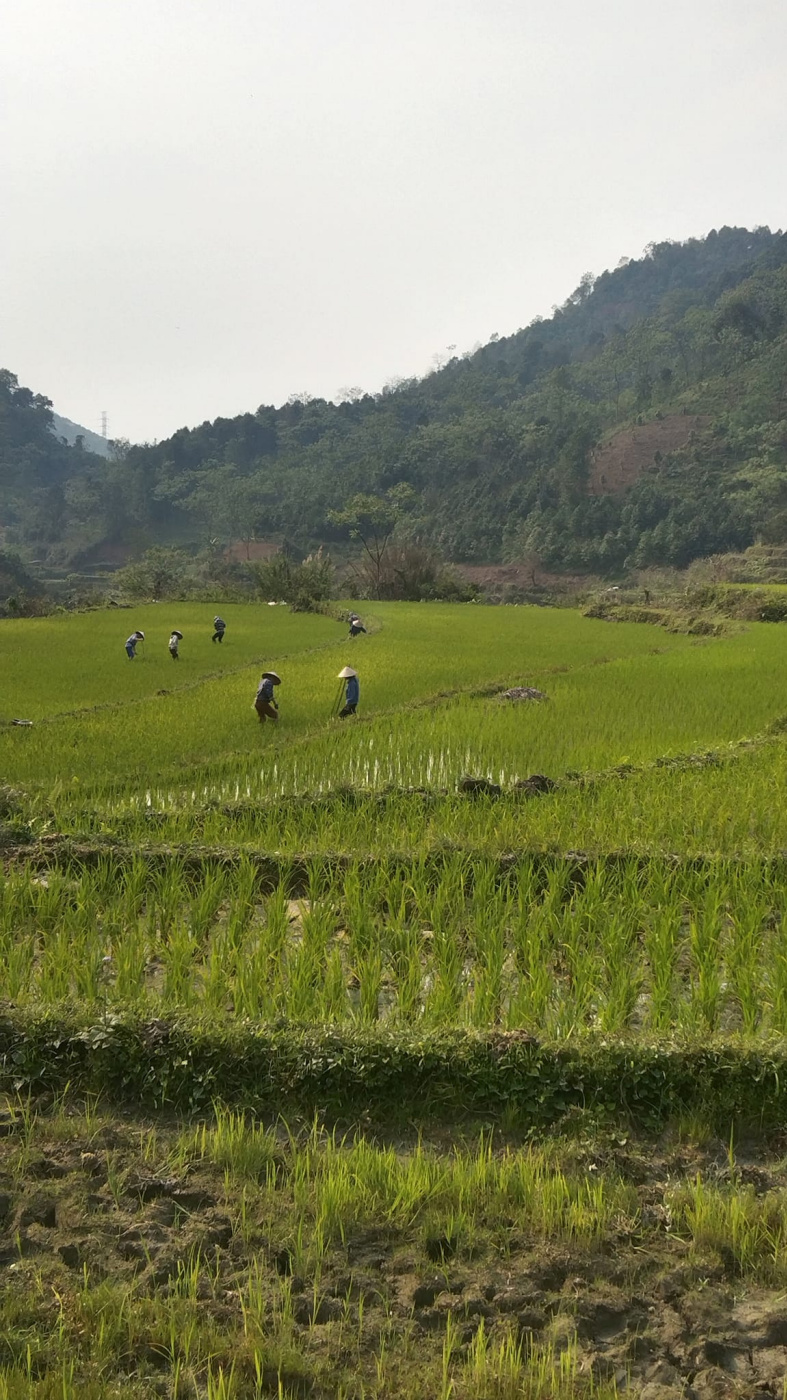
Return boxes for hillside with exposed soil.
[588,415,712,495]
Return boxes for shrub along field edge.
[2,1012,786,1130]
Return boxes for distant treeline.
[3,224,787,576]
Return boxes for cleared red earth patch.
[589,414,712,496]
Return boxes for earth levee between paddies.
[3,601,787,1398]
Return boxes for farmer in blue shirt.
[338,666,359,718]
[125,630,144,659]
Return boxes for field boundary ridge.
[7,837,787,888]
[2,1013,786,1129]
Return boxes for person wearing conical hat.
[168,629,183,661]
[254,670,281,723]
[348,612,367,639]
[212,616,226,644]
[338,666,359,718]
[125,630,144,659]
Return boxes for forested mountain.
[3,224,787,574]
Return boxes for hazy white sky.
[2,0,785,443]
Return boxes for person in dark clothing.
[337,666,359,717]
[212,616,226,643]
[254,670,280,723]
[348,613,367,638]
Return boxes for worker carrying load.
[348,612,367,639]
[212,616,226,644]
[337,666,359,718]
[254,670,281,723]
[125,630,145,659]
[168,630,183,661]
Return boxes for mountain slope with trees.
[3,224,787,575]
[51,414,111,458]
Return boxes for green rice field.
[2,600,787,1398]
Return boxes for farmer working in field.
[212,616,226,644]
[338,666,359,717]
[168,629,183,661]
[348,613,367,639]
[254,670,281,723]
[125,631,144,659]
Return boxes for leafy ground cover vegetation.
[4,601,787,1397]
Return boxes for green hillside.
[51,412,111,458]
[3,224,787,573]
[0,370,108,569]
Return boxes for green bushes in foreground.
[2,1013,787,1131]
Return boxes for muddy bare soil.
[1,1110,787,1397]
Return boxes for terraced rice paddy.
[2,601,787,1398]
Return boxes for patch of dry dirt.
[455,562,591,594]
[224,539,281,563]
[1,1116,787,1396]
[588,414,711,496]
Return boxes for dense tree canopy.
[3,225,787,575]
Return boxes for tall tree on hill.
[329,485,415,597]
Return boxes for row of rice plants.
[180,1107,787,1289]
[6,855,787,1036]
[0,1271,618,1400]
[15,1093,787,1290]
[50,721,786,859]
[177,1111,635,1250]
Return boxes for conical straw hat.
[338,666,357,678]
[262,671,281,683]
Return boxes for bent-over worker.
[212,616,226,644]
[125,630,144,659]
[254,670,281,723]
[348,613,367,638]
